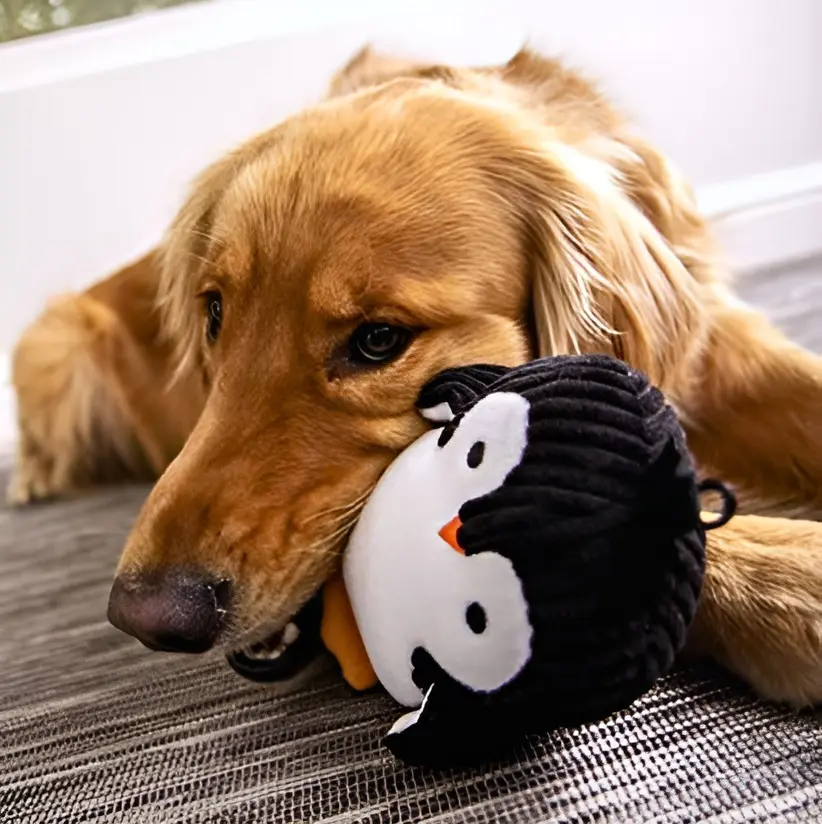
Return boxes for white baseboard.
[698,162,822,275]
[1,161,820,453]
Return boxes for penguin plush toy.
[341,354,736,768]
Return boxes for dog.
[10,48,822,704]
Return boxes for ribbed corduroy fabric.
[413,356,709,747]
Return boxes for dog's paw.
[4,422,90,505]
[6,440,64,506]
[692,516,822,707]
[735,628,822,708]
[737,598,822,708]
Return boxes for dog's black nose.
[107,568,230,653]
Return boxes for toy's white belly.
[344,426,533,708]
[344,430,445,707]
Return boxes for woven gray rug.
[2,262,821,823]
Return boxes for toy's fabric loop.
[697,479,737,530]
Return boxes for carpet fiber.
[2,263,821,823]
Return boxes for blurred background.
[0,0,820,446]
[0,0,198,41]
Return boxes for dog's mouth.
[226,591,324,682]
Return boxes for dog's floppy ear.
[488,117,704,389]
[417,365,510,422]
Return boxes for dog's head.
[108,53,701,661]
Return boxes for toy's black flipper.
[383,683,520,769]
[383,647,523,769]
[417,365,511,422]
[383,684,444,765]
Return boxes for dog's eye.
[349,323,412,365]
[204,291,222,342]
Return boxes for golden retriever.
[10,48,822,704]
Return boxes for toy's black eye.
[465,602,487,634]
[438,425,455,448]
[436,412,464,448]
[204,291,222,342]
[349,323,412,365]
[466,441,485,468]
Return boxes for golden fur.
[10,48,822,703]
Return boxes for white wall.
[1,0,821,443]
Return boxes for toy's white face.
[344,392,535,708]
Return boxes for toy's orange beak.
[438,515,464,554]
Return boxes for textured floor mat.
[2,266,821,822]
[1,474,821,823]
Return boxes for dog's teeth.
[283,622,300,646]
[243,645,281,661]
[270,623,299,657]
[239,621,301,661]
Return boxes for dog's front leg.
[688,514,822,706]
[679,298,822,704]
[684,298,822,519]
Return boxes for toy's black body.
[382,355,734,767]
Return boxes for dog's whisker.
[232,519,362,644]
[299,489,372,527]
